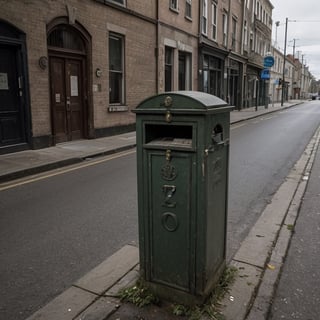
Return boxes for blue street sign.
[261,69,270,80]
[264,55,275,68]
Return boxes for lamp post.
[281,17,288,106]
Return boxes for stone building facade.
[242,0,273,108]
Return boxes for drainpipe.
[227,0,231,49]
[156,0,160,93]
[198,0,203,91]
[281,17,288,106]
[226,0,231,103]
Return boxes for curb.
[219,125,320,320]
[0,144,136,184]
[230,102,303,125]
[26,245,139,320]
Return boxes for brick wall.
[0,0,157,143]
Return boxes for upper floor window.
[211,1,217,40]
[185,0,192,19]
[231,17,237,51]
[243,20,248,51]
[222,13,228,47]
[170,0,179,11]
[202,0,208,35]
[109,33,125,104]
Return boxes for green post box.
[133,91,233,304]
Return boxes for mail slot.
[133,91,233,304]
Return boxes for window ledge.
[169,7,179,14]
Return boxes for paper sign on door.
[70,76,78,96]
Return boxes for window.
[202,0,208,35]
[222,13,228,47]
[178,51,192,90]
[109,33,124,104]
[231,17,237,51]
[211,1,217,40]
[185,0,192,19]
[170,0,179,11]
[165,47,173,92]
[48,26,85,53]
[203,55,222,97]
[243,20,248,51]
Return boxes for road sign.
[261,69,270,80]
[264,55,275,68]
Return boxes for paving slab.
[75,245,139,295]
[25,286,97,320]
[220,261,262,320]
[234,176,299,268]
[74,297,119,320]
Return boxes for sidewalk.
[268,126,320,318]
[0,99,312,320]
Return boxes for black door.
[0,44,26,146]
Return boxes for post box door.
[146,150,195,292]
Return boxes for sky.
[271,0,320,80]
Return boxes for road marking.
[231,123,247,130]
[0,149,136,191]
[262,116,274,121]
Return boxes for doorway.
[0,45,27,146]
[49,56,85,143]
[0,20,30,151]
[48,23,89,144]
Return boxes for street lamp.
[281,17,288,106]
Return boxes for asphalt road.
[1,101,320,320]
[228,101,320,258]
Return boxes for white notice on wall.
[70,76,78,96]
[55,93,61,103]
[0,73,9,90]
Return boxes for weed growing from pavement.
[118,266,237,320]
[183,266,238,320]
[286,224,294,231]
[118,281,159,307]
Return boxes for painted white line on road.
[231,123,247,130]
[0,149,136,192]
[262,116,275,120]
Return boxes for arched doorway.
[0,20,31,152]
[47,20,91,144]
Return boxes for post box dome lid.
[134,91,230,113]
